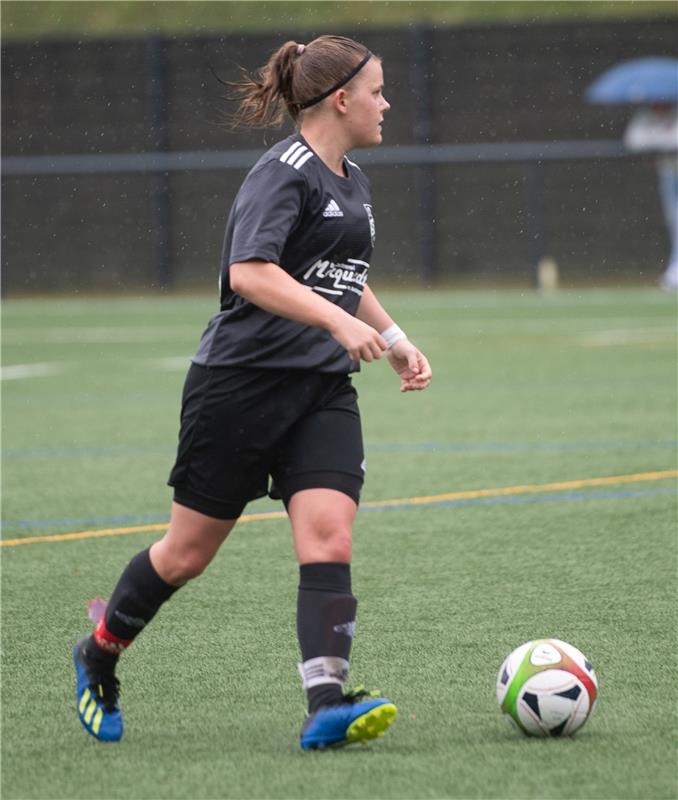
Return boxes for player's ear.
[331,88,349,115]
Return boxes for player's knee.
[320,529,353,562]
[163,549,210,584]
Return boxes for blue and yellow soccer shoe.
[300,688,397,750]
[73,639,123,742]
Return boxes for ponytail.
[225,35,373,129]
[227,40,299,129]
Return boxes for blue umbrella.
[586,57,678,105]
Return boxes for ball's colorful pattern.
[497,639,598,736]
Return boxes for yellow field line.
[0,511,287,548]
[2,469,676,549]
[364,469,678,507]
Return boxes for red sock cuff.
[94,617,133,654]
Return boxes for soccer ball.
[496,639,598,737]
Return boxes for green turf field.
[2,288,677,799]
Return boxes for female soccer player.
[73,34,432,750]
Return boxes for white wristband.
[380,323,408,349]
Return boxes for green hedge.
[2,0,677,41]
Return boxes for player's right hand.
[330,315,387,363]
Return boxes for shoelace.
[302,686,384,718]
[80,641,120,711]
[90,675,121,712]
[342,686,382,704]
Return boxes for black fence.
[2,17,676,293]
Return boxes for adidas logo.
[323,199,344,218]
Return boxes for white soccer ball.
[496,639,598,737]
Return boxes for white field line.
[149,356,193,370]
[579,328,677,347]
[378,289,675,310]
[2,317,675,343]
[2,325,199,344]
[379,317,675,335]
[0,362,65,380]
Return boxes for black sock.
[297,562,357,713]
[87,548,179,667]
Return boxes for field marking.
[148,355,193,371]
[5,437,676,464]
[579,328,676,347]
[0,510,285,548]
[366,469,678,508]
[0,362,65,380]
[2,469,675,548]
[1,326,199,344]
[3,317,676,345]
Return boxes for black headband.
[297,50,373,110]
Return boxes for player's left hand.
[387,339,432,392]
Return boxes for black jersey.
[192,133,376,373]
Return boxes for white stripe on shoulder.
[287,146,310,168]
[280,141,304,164]
[293,150,314,170]
[345,157,361,171]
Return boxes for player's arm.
[229,260,387,363]
[356,285,432,392]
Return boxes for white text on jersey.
[303,258,369,297]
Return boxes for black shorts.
[168,364,365,519]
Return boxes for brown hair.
[226,35,372,129]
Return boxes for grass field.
[2,288,677,799]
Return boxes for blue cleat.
[300,689,397,750]
[73,639,123,742]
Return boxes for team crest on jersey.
[363,204,376,246]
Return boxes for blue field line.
[3,438,676,460]
[360,486,677,513]
[2,445,176,459]
[366,439,678,454]
[3,512,171,531]
[3,486,675,535]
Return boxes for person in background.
[624,104,678,290]
[72,35,432,751]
